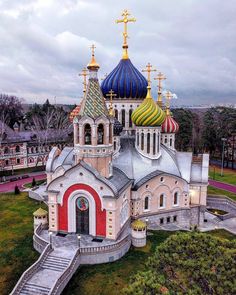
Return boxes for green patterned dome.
[131,86,166,126]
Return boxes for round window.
[77,197,89,211]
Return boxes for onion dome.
[69,105,81,122]
[131,219,146,231]
[113,118,123,136]
[131,86,166,126]
[101,59,148,99]
[33,208,48,217]
[161,113,179,133]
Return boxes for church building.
[45,10,209,243]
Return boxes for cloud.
[0,0,235,105]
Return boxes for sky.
[0,0,235,106]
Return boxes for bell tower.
[73,45,114,178]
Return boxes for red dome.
[162,115,179,133]
[69,105,81,122]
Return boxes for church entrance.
[76,197,89,234]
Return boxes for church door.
[76,197,89,234]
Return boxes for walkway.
[209,179,236,194]
[0,173,46,193]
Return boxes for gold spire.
[116,9,136,59]
[106,89,116,116]
[79,67,88,96]
[87,44,100,70]
[165,90,173,116]
[154,72,166,108]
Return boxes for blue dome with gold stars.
[101,59,148,100]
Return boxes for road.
[209,179,236,194]
[0,173,46,193]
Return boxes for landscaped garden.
[209,165,236,185]
[207,185,236,201]
[1,191,236,295]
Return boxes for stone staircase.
[12,247,78,295]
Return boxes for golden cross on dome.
[154,72,166,107]
[106,89,117,117]
[142,63,157,86]
[90,44,96,56]
[79,67,88,95]
[116,9,136,59]
[88,44,99,70]
[165,90,173,115]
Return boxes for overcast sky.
[0,0,235,105]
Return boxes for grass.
[207,208,228,215]
[0,192,47,295]
[209,165,236,185]
[24,179,46,188]
[62,229,236,295]
[207,185,236,201]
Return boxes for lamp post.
[49,231,53,248]
[145,218,149,230]
[77,235,81,250]
[221,138,227,177]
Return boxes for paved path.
[209,179,236,194]
[0,173,46,193]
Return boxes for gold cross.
[116,9,136,59]
[165,90,173,114]
[142,63,157,86]
[90,44,96,56]
[154,72,166,106]
[106,89,117,116]
[79,67,88,95]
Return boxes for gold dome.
[131,219,146,230]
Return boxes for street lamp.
[221,138,227,177]
[77,235,81,250]
[49,231,53,248]
[145,218,149,230]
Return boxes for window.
[114,140,117,151]
[144,196,149,211]
[167,217,170,223]
[160,218,164,225]
[147,133,150,154]
[159,194,165,208]
[129,109,133,128]
[153,133,156,154]
[164,138,168,144]
[173,216,177,222]
[170,138,173,147]
[121,109,125,127]
[4,147,9,155]
[5,160,9,166]
[137,132,139,146]
[160,177,164,182]
[174,192,179,206]
[84,124,91,145]
[115,109,118,119]
[141,133,144,151]
[97,124,104,144]
[16,158,20,164]
[15,145,20,153]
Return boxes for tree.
[123,232,236,295]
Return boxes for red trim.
[58,184,106,237]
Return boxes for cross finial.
[79,67,88,95]
[142,63,157,86]
[87,44,99,70]
[90,44,96,56]
[116,9,136,59]
[154,72,166,107]
[106,89,117,117]
[165,90,173,115]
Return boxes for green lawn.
[209,166,236,185]
[207,185,236,201]
[62,229,236,295]
[0,192,46,295]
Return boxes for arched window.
[15,145,20,153]
[141,133,144,151]
[115,109,118,119]
[129,109,133,128]
[35,147,38,153]
[114,140,117,151]
[159,194,165,208]
[121,109,126,127]
[97,124,104,144]
[16,158,20,164]
[147,133,150,154]
[84,124,91,145]
[153,133,156,154]
[174,192,179,206]
[4,147,9,154]
[170,138,173,147]
[144,196,149,210]
[137,132,139,146]
[165,137,168,144]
